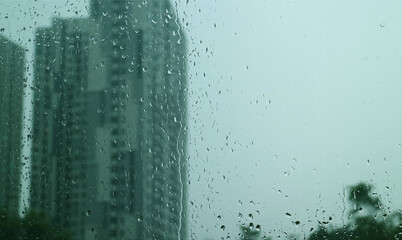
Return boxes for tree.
[239,223,262,240]
[0,209,20,240]
[0,209,70,240]
[348,182,381,216]
[307,182,401,240]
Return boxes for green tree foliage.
[308,182,401,240]
[0,209,70,240]
[233,182,401,240]
[239,223,272,240]
[0,209,20,240]
[348,183,381,215]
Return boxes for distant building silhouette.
[30,0,187,240]
[0,35,25,214]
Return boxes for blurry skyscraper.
[0,35,25,214]
[30,0,187,239]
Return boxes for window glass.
[0,1,401,240]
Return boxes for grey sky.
[1,0,402,239]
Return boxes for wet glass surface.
[0,1,402,240]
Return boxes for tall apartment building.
[30,0,187,239]
[0,35,25,214]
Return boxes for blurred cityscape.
[1,0,188,239]
[0,34,25,215]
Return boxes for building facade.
[30,0,187,239]
[0,35,25,214]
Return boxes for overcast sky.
[1,0,402,239]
